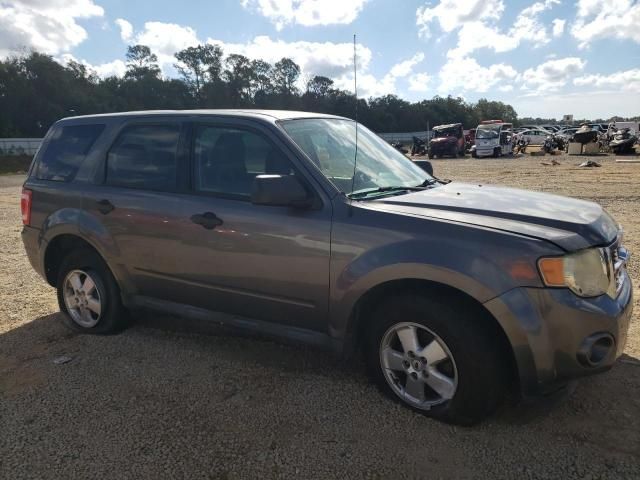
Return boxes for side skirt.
[128,295,342,353]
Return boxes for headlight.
[538,248,614,298]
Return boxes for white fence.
[378,131,431,144]
[0,138,42,156]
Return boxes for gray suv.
[21,110,633,425]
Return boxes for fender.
[328,237,524,339]
[39,208,135,297]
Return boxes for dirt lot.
[1,154,639,479]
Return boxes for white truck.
[472,120,514,158]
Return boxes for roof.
[432,123,462,130]
[60,109,346,123]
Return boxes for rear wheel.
[57,249,129,334]
[365,294,508,425]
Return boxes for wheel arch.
[44,234,104,287]
[344,278,519,389]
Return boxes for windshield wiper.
[418,178,438,187]
[347,185,426,199]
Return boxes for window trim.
[187,121,310,203]
[103,121,184,193]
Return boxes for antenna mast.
[350,34,359,198]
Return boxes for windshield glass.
[434,128,456,138]
[279,118,431,195]
[476,124,500,139]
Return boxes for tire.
[492,148,500,158]
[56,248,129,334]
[365,293,508,425]
[471,151,477,158]
[428,152,434,159]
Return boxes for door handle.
[96,199,114,215]
[191,211,223,230]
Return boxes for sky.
[0,0,639,119]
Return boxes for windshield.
[476,124,500,139]
[279,118,431,195]
[434,128,456,138]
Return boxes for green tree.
[125,45,160,80]
[273,58,300,96]
[306,75,333,97]
[175,44,223,102]
[223,54,253,105]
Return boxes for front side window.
[193,126,294,197]
[106,124,180,191]
[36,124,105,182]
[279,118,429,195]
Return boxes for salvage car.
[428,123,465,158]
[21,110,633,425]
[473,120,514,158]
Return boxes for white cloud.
[240,0,368,30]
[208,36,422,97]
[117,21,200,75]
[552,18,565,37]
[574,68,640,92]
[408,72,431,92]
[207,35,372,80]
[521,57,586,93]
[115,18,133,42]
[115,20,410,97]
[58,53,127,78]
[353,52,426,97]
[0,0,104,57]
[571,0,640,47]
[514,90,639,119]
[416,0,504,39]
[389,53,425,78]
[438,56,518,94]
[443,0,560,58]
[134,22,199,58]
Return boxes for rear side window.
[106,124,180,191]
[36,124,105,181]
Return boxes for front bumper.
[430,142,457,155]
[475,146,498,157]
[484,268,633,397]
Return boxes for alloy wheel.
[379,322,458,409]
[62,269,102,328]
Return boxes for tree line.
[2,44,521,137]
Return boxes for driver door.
[173,121,333,332]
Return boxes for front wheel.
[365,294,508,425]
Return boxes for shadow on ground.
[1,312,639,478]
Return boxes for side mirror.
[251,174,312,208]
[413,160,434,176]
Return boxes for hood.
[369,182,619,251]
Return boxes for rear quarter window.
[36,124,105,181]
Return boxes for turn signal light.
[538,257,564,286]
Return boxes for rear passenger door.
[84,121,193,301]
[174,121,332,332]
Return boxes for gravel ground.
[1,154,639,479]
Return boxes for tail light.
[21,188,32,225]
